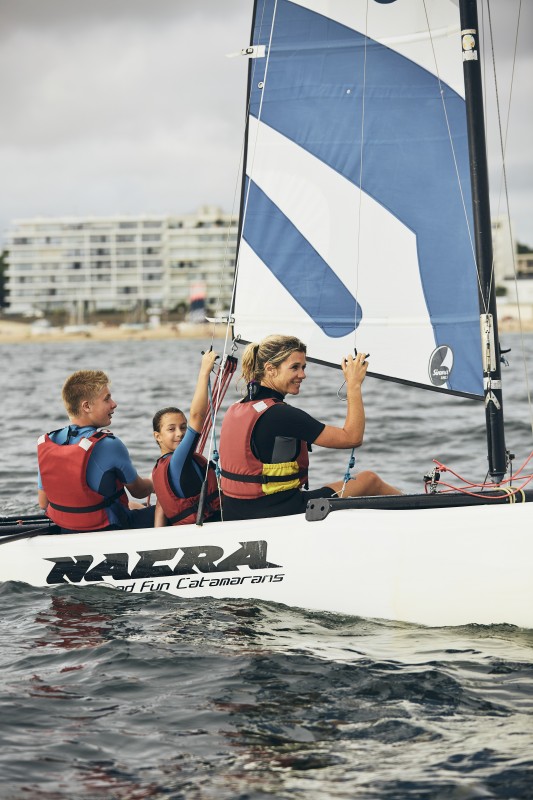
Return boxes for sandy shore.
[1,316,532,345]
[0,320,228,344]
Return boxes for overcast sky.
[1,0,531,248]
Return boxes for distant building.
[516,252,533,279]
[491,215,515,283]
[4,206,237,316]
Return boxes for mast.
[459,0,507,481]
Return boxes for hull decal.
[45,540,281,585]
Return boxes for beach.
[0,319,228,344]
[1,314,532,345]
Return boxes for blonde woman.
[219,334,400,520]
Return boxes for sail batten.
[235,0,483,398]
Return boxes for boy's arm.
[125,474,154,499]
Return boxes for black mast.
[459,0,507,481]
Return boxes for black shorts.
[222,486,336,521]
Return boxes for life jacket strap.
[48,487,126,514]
[219,468,308,484]
[167,490,220,525]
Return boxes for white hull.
[1,502,532,628]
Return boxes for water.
[1,334,533,799]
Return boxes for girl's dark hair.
[152,406,184,432]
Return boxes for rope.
[338,448,356,498]
[196,354,238,456]
[206,376,221,482]
[423,451,533,500]
[195,372,224,527]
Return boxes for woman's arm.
[189,350,218,433]
[314,353,368,449]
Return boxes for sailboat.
[1,0,532,627]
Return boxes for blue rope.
[338,448,356,496]
[343,448,356,484]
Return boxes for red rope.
[196,355,238,456]
[425,451,533,499]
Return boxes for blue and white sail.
[233,0,483,397]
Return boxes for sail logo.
[429,346,454,387]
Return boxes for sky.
[1,0,532,248]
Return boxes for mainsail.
[233,0,483,398]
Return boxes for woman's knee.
[340,471,400,498]
[353,470,382,494]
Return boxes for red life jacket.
[219,397,309,500]
[152,452,221,525]
[37,430,128,531]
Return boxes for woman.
[219,334,400,520]
[152,349,221,526]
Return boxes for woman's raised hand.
[341,352,368,388]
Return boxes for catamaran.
[1,0,532,627]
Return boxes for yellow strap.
[262,461,301,496]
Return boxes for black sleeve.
[252,403,325,462]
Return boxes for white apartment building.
[491,215,516,283]
[5,206,238,316]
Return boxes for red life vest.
[219,397,309,500]
[37,430,127,531]
[152,452,221,525]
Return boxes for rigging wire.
[351,0,370,357]
[226,0,278,339]
[422,0,486,313]
[484,0,533,438]
[201,0,277,467]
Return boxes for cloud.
[0,0,250,236]
[0,0,531,248]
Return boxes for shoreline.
[1,317,532,345]
[0,321,228,345]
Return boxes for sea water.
[0,334,532,799]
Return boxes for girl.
[152,350,221,526]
